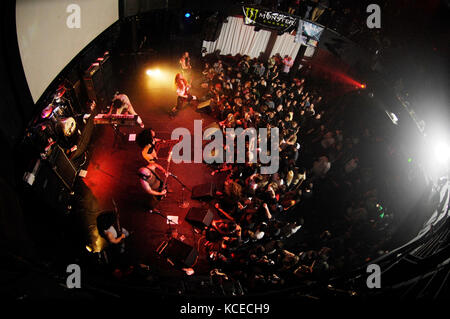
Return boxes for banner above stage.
[242,6,297,33]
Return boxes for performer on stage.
[97,210,130,254]
[136,128,162,163]
[170,73,197,117]
[179,51,192,78]
[110,92,145,128]
[138,160,168,208]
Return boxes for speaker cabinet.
[158,238,198,267]
[185,207,214,229]
[84,63,105,109]
[83,53,115,111]
[191,182,215,200]
[99,55,116,99]
[48,145,77,190]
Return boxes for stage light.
[146,69,161,77]
[185,13,191,18]
[433,140,450,164]
[360,84,366,89]
[385,111,399,125]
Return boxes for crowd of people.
[195,53,394,293]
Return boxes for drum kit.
[40,100,77,137]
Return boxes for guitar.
[155,151,172,200]
[112,198,122,237]
[142,136,182,164]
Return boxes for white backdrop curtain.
[202,16,271,58]
[270,32,302,60]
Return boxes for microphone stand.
[148,209,177,238]
[167,172,191,208]
[168,172,192,192]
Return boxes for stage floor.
[80,75,221,277]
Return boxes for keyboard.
[94,113,138,126]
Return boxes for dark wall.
[0,1,34,150]
[0,1,121,258]
[0,1,36,259]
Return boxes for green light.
[408,158,412,163]
[380,212,385,218]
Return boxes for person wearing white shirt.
[282,56,294,74]
[111,92,144,128]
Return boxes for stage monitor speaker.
[197,100,211,109]
[196,100,212,113]
[185,207,214,229]
[191,182,215,200]
[159,238,198,268]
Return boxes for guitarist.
[170,73,197,117]
[138,158,168,206]
[99,210,129,254]
[137,128,161,164]
[179,51,192,80]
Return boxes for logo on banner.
[243,6,297,33]
[244,7,260,24]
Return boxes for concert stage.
[79,75,225,278]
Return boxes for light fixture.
[146,69,161,77]
[433,140,450,164]
[385,110,399,125]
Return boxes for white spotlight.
[433,140,450,164]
